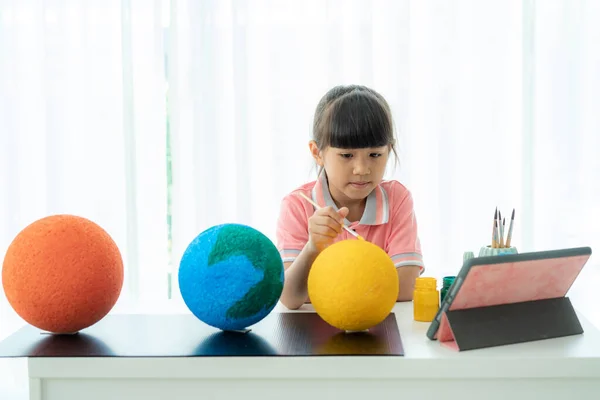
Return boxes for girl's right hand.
[307,206,350,253]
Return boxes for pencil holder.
[478,245,518,257]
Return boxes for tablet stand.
[438,297,583,351]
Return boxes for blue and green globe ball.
[178,223,285,331]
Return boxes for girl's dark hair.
[312,85,399,164]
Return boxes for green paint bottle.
[440,276,456,303]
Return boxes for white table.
[26,302,600,400]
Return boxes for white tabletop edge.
[27,356,600,380]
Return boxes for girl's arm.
[279,205,348,310]
[396,265,421,301]
[279,242,319,310]
[386,183,425,301]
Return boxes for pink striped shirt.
[276,173,424,272]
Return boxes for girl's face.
[310,142,390,205]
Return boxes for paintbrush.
[491,208,498,248]
[506,208,515,247]
[498,210,505,248]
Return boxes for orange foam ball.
[2,215,124,334]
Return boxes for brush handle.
[506,222,514,247]
[505,209,516,247]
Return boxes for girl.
[276,85,424,310]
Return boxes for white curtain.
[1,0,599,332]
[528,0,600,314]
[531,0,600,251]
[0,0,169,340]
[168,0,600,301]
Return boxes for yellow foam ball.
[308,239,399,331]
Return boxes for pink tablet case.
[436,253,591,351]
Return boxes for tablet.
[426,246,592,342]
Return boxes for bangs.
[321,91,393,149]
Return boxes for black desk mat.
[0,312,403,357]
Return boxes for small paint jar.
[413,277,439,322]
[440,276,456,303]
